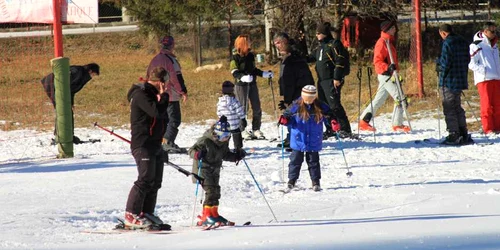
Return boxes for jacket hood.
[473,31,485,42]
[127,82,159,102]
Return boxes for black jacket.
[308,37,347,81]
[230,51,264,86]
[40,66,92,106]
[127,82,169,151]
[279,52,314,104]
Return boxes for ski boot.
[197,205,217,228]
[211,206,235,227]
[124,212,152,229]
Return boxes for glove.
[278,115,288,125]
[383,63,396,76]
[331,119,340,132]
[194,149,207,160]
[278,100,287,111]
[240,75,254,83]
[263,71,274,79]
[240,118,247,129]
[236,148,247,161]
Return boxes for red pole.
[52,0,63,57]
[415,0,424,97]
[93,122,132,144]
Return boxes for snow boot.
[443,131,463,145]
[359,120,376,132]
[459,127,474,145]
[211,206,234,226]
[242,130,256,140]
[312,180,322,192]
[124,212,152,229]
[392,125,411,133]
[253,130,265,139]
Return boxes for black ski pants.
[126,147,164,215]
[317,79,352,133]
[441,87,466,133]
[163,101,181,144]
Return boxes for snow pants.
[126,147,164,215]
[440,87,466,133]
[317,79,351,133]
[201,165,222,206]
[360,74,404,126]
[477,80,500,133]
[235,83,262,131]
[288,150,321,184]
[163,101,180,144]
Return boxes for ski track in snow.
[1,117,500,249]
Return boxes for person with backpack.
[273,32,315,149]
[307,22,354,140]
[40,63,100,144]
[147,35,188,154]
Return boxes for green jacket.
[188,127,240,182]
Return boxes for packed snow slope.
[1,116,500,250]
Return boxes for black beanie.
[380,20,395,32]
[316,22,331,35]
[221,80,234,94]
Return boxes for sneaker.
[359,120,376,132]
[124,212,152,229]
[392,125,411,133]
[253,130,265,139]
[443,132,463,145]
[242,130,255,140]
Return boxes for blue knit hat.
[214,116,231,141]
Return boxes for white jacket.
[217,95,245,131]
[469,31,500,85]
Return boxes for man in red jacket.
[359,21,410,133]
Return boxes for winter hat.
[222,80,235,94]
[316,22,331,35]
[214,115,231,140]
[148,66,169,83]
[159,35,175,50]
[301,85,317,103]
[380,20,396,32]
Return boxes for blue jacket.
[438,33,469,92]
[284,98,331,152]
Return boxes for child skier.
[188,116,247,227]
[278,85,339,191]
[217,81,247,150]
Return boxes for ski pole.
[241,159,279,223]
[461,92,491,143]
[94,122,204,183]
[356,67,362,137]
[334,132,353,177]
[94,122,131,143]
[281,125,285,182]
[384,39,412,130]
[191,160,203,226]
[269,76,280,140]
[436,76,442,139]
[367,67,376,142]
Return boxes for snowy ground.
[1,115,500,250]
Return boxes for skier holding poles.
[359,20,411,133]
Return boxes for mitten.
[240,75,254,83]
[331,119,340,132]
[263,71,274,79]
[195,149,207,160]
[240,118,247,129]
[278,115,288,125]
[278,100,287,111]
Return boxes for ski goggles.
[215,131,231,141]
